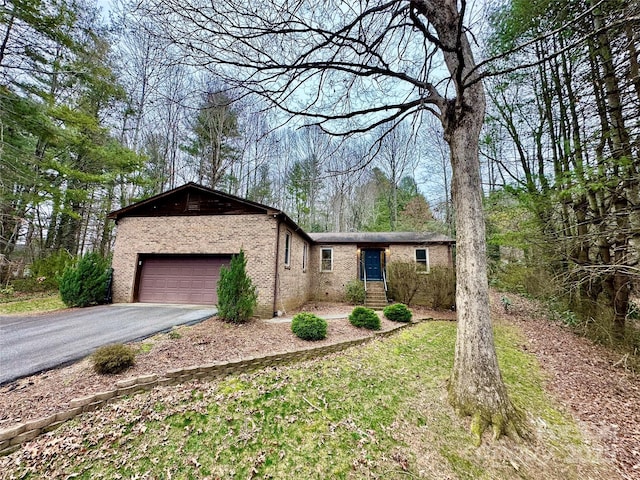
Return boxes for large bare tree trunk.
[419,0,521,442]
[446,108,518,441]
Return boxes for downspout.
[273,215,281,316]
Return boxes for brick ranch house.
[108,182,455,318]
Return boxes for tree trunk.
[590,1,634,331]
[0,8,15,67]
[418,0,522,443]
[626,23,640,105]
[446,104,520,442]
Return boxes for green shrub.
[59,252,110,307]
[345,279,365,304]
[490,262,556,299]
[349,306,381,330]
[291,312,328,340]
[30,250,74,290]
[92,344,135,374]
[383,303,412,322]
[217,250,257,323]
[0,284,15,296]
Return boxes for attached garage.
[108,183,338,316]
[135,255,231,305]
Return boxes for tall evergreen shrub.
[217,250,257,323]
[59,252,110,307]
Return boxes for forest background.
[1,0,638,347]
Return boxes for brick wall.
[111,214,279,317]
[274,226,313,313]
[306,243,453,303]
[310,244,358,301]
[388,244,452,269]
[111,213,453,316]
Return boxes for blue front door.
[363,249,382,281]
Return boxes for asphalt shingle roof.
[308,231,454,244]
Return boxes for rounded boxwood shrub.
[291,312,328,341]
[383,303,413,323]
[92,344,136,374]
[349,306,381,330]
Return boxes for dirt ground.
[1,298,638,479]
[490,291,640,480]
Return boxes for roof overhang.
[108,182,314,243]
[308,232,455,245]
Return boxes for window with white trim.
[284,231,292,267]
[415,248,429,273]
[302,242,308,272]
[320,248,333,272]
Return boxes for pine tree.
[216,250,257,323]
[59,252,110,307]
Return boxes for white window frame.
[284,231,292,267]
[320,247,333,272]
[415,248,430,273]
[302,242,308,272]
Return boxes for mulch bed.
[0,303,451,427]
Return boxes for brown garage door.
[137,255,231,305]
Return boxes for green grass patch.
[0,292,65,315]
[168,330,182,340]
[4,322,614,479]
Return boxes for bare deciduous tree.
[140,0,522,439]
[373,122,417,230]
[485,0,640,334]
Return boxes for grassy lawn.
[4,322,613,479]
[0,292,65,315]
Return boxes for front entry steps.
[365,281,388,310]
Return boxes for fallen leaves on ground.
[1,297,638,479]
[492,291,640,480]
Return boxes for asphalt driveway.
[0,304,217,385]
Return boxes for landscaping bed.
[0,318,618,479]
[0,303,447,426]
[1,298,638,479]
